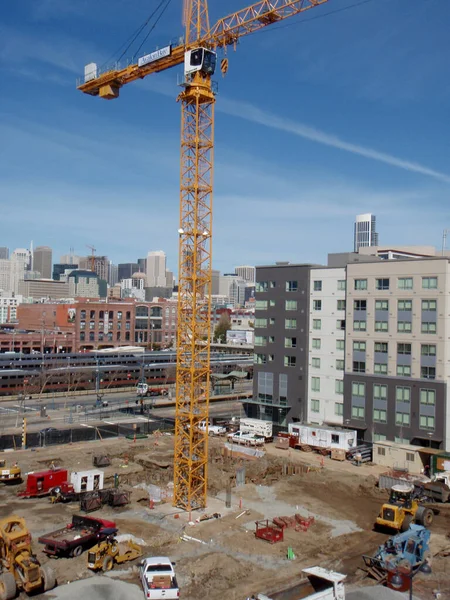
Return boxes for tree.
[213,313,231,343]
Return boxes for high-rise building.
[146,251,167,287]
[0,248,9,260]
[354,213,378,252]
[53,264,78,281]
[33,246,53,279]
[211,270,220,295]
[60,252,80,266]
[219,274,246,307]
[10,249,31,295]
[68,270,100,298]
[0,260,11,293]
[235,265,256,284]
[165,270,174,289]
[137,257,147,273]
[108,263,119,286]
[118,263,139,281]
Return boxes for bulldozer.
[87,529,142,572]
[0,516,55,600]
[0,461,21,486]
[376,484,434,533]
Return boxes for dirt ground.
[1,435,450,600]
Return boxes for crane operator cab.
[184,48,217,78]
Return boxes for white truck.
[240,418,273,441]
[256,567,346,600]
[197,420,226,436]
[139,556,179,599]
[227,431,265,447]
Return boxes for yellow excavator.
[0,461,21,486]
[0,516,56,600]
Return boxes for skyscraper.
[146,251,167,287]
[0,248,9,260]
[34,246,53,279]
[354,214,378,252]
[235,265,256,283]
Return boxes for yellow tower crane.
[78,0,329,512]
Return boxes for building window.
[313,319,321,330]
[269,300,276,307]
[254,336,267,346]
[80,332,85,341]
[337,300,346,311]
[117,311,122,320]
[269,336,275,343]
[256,281,268,292]
[398,321,412,333]
[374,384,387,400]
[377,446,386,456]
[336,319,346,330]
[312,338,321,349]
[254,353,267,365]
[336,339,345,351]
[395,437,410,445]
[374,435,387,443]
[80,310,86,319]
[421,366,436,380]
[375,300,389,311]
[374,408,387,423]
[313,300,322,311]
[374,342,388,354]
[421,344,436,356]
[335,402,343,415]
[398,277,413,290]
[352,382,365,397]
[89,321,95,330]
[126,311,131,319]
[268,354,274,362]
[254,319,267,329]
[354,279,367,290]
[285,337,297,348]
[352,406,365,419]
[420,389,435,405]
[406,453,415,462]
[311,399,320,413]
[422,299,437,311]
[285,318,297,329]
[396,386,411,402]
[422,277,438,289]
[311,377,320,392]
[353,320,366,331]
[335,380,344,395]
[313,280,322,291]
[336,359,344,371]
[353,361,365,373]
[397,365,411,377]
[421,322,437,334]
[354,300,367,311]
[396,412,410,426]
[375,321,388,332]
[285,300,297,311]
[397,343,411,355]
[420,416,435,430]
[398,300,412,312]
[269,281,276,288]
[80,321,86,330]
[374,363,388,375]
[284,356,296,367]
[376,278,390,291]
[337,280,346,291]
[255,300,268,310]
[286,281,298,292]
[89,332,95,341]
[312,357,321,368]
[353,341,366,352]
[270,317,275,325]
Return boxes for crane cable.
[132,0,174,61]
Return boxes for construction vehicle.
[0,461,21,486]
[363,524,431,586]
[0,515,56,600]
[375,484,434,532]
[87,530,142,572]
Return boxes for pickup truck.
[227,431,265,447]
[198,420,226,436]
[140,556,179,599]
[38,514,116,558]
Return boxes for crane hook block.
[220,58,229,77]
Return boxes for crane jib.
[137,45,172,68]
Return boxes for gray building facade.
[247,264,313,426]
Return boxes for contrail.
[218,98,450,184]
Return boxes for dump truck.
[255,567,346,600]
[363,524,431,585]
[87,530,142,572]
[375,484,434,532]
[0,461,21,486]
[0,515,56,600]
[416,471,450,503]
[38,514,116,558]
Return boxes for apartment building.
[344,258,450,451]
[307,267,346,426]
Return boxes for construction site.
[1,431,450,599]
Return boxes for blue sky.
[1,0,449,274]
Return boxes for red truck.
[18,468,69,498]
[38,514,116,558]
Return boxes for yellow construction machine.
[87,530,142,572]
[0,461,21,486]
[375,484,434,533]
[0,516,55,600]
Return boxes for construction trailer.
[70,470,104,494]
[372,442,443,475]
[18,469,69,498]
[288,424,357,453]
